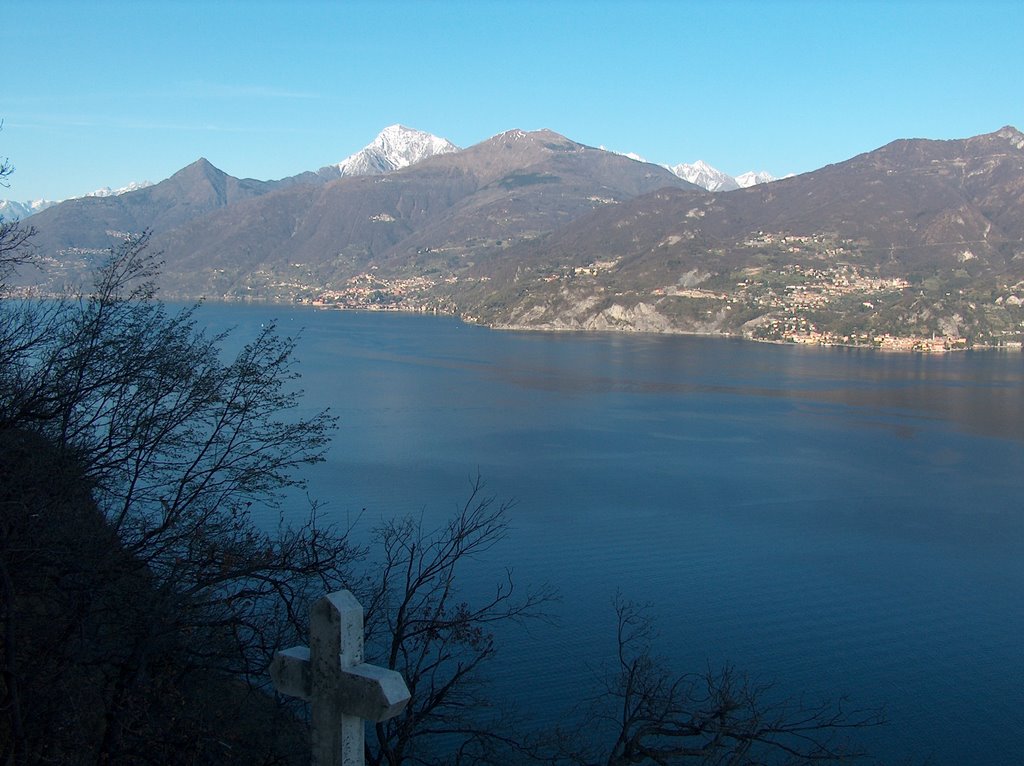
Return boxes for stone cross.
[270,590,411,766]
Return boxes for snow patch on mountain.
[325,125,459,177]
[600,146,780,192]
[600,146,647,162]
[84,180,154,198]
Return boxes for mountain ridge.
[0,126,459,218]
[132,127,700,297]
[3,127,783,215]
[443,125,1024,346]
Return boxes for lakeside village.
[738,264,972,352]
[725,233,1022,352]
[306,255,1024,352]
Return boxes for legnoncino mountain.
[14,125,1024,348]
[0,124,456,218]
[14,125,456,254]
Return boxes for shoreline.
[299,300,1024,353]
[40,294,1014,355]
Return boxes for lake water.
[200,304,1024,765]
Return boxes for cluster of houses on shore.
[310,272,437,311]
[788,330,969,352]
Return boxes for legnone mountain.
[13,125,1024,349]
[318,124,460,178]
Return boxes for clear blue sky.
[3,0,1022,201]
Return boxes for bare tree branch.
[544,597,884,766]
[361,475,558,766]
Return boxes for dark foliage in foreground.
[0,232,355,764]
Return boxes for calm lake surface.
[202,304,1023,765]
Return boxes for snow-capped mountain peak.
[667,160,739,192]
[328,125,460,177]
[664,160,779,192]
[733,170,776,188]
[0,198,57,219]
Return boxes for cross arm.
[270,646,312,701]
[270,646,411,722]
[336,663,410,722]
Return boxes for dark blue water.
[200,304,1024,765]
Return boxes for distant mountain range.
[10,124,1024,348]
[0,126,773,217]
[666,161,777,191]
[0,181,154,220]
[0,125,460,219]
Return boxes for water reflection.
[472,330,1024,442]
